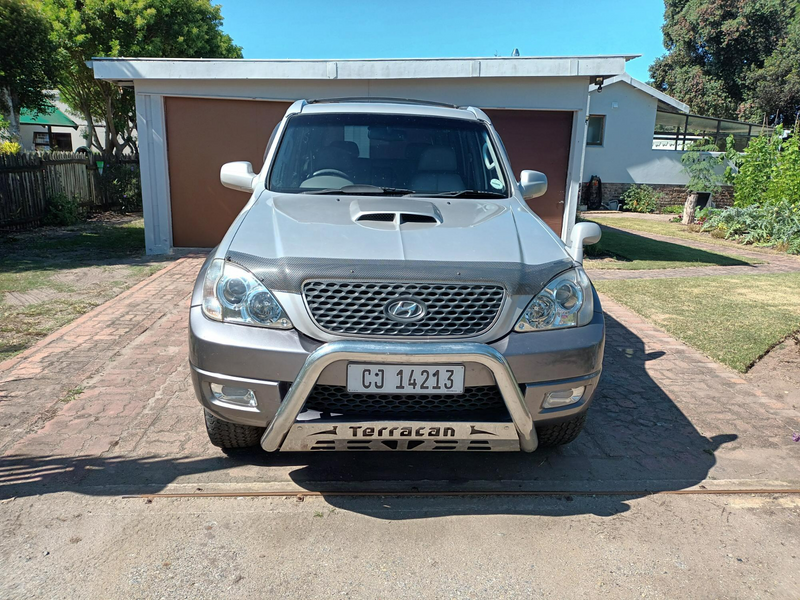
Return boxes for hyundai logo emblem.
[385,298,427,322]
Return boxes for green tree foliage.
[42,0,242,157]
[0,0,61,139]
[649,0,799,123]
[680,141,725,194]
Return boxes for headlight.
[202,258,293,329]
[515,268,594,331]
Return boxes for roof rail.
[306,97,461,109]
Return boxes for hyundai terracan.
[189,98,604,453]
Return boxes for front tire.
[535,413,587,447]
[204,410,265,449]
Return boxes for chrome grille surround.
[304,385,510,419]
[302,281,506,337]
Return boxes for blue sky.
[217,0,667,82]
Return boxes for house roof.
[90,55,639,85]
[590,73,690,114]
[20,104,79,129]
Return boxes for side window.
[587,115,605,146]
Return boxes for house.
[18,92,104,153]
[583,73,772,209]
[91,55,636,254]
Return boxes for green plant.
[701,201,800,254]
[97,161,142,212]
[661,205,683,214]
[681,141,725,195]
[621,185,661,213]
[43,193,82,226]
[729,128,800,208]
[0,140,21,155]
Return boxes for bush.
[621,185,662,213]
[98,161,142,212]
[0,140,21,155]
[701,201,800,254]
[730,128,800,208]
[661,205,683,214]
[43,193,82,226]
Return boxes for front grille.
[303,281,505,337]
[304,385,510,420]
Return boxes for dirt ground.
[747,334,800,410]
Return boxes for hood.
[227,192,570,267]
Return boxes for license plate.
[346,364,465,394]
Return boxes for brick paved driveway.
[1,256,799,507]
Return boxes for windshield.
[268,113,509,197]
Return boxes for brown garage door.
[165,97,292,247]
[483,109,573,234]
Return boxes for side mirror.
[568,222,602,263]
[220,161,256,193]
[519,170,548,200]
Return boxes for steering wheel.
[312,168,349,178]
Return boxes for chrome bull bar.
[260,341,538,452]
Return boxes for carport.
[91,56,634,254]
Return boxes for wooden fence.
[0,151,139,231]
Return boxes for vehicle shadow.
[0,314,736,518]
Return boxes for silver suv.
[189,98,604,453]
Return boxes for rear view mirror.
[519,170,548,200]
[220,161,256,193]
[568,222,602,263]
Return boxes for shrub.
[43,193,82,226]
[730,128,800,208]
[97,161,142,212]
[701,201,800,254]
[0,140,21,155]
[621,185,661,213]
[661,205,683,214]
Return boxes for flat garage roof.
[91,55,637,84]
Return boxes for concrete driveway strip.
[1,255,800,598]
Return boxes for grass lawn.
[584,229,760,270]
[595,273,800,372]
[0,218,166,362]
[585,215,779,254]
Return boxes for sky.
[217,0,667,82]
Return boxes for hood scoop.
[350,199,442,229]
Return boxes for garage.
[92,56,632,253]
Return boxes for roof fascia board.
[91,56,634,82]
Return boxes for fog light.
[210,383,257,407]
[543,386,585,409]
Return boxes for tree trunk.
[1,87,21,140]
[682,191,699,225]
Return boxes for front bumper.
[189,293,605,451]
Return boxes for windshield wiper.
[407,189,508,199]
[306,185,414,196]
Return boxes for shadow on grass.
[586,227,755,268]
[0,314,737,519]
[0,221,162,273]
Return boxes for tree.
[680,141,725,224]
[0,0,61,140]
[745,15,800,125]
[649,0,797,122]
[42,0,242,158]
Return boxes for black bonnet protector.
[226,251,577,295]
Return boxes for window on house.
[587,115,605,146]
